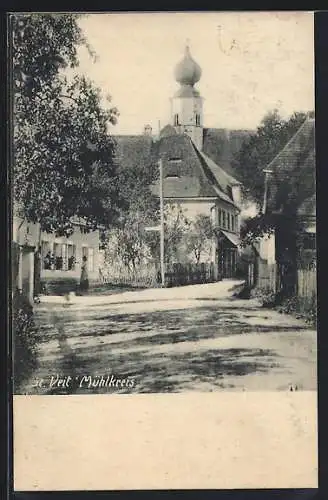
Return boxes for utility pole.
[159,158,165,287]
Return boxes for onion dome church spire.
[174,44,202,87]
[171,43,204,150]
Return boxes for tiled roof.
[266,118,315,214]
[192,147,237,204]
[203,128,253,178]
[199,151,241,188]
[153,134,219,199]
[112,128,245,207]
[113,135,155,171]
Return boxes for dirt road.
[20,281,316,394]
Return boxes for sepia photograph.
[11,11,316,397]
[11,11,319,492]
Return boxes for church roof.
[112,126,251,208]
[203,127,253,178]
[159,125,177,138]
[173,85,201,98]
[113,135,155,171]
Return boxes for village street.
[20,280,317,395]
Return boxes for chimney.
[143,124,152,136]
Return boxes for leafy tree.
[13,13,122,236]
[185,214,217,264]
[101,141,160,268]
[162,204,191,264]
[232,109,309,207]
[103,203,191,271]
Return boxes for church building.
[115,45,252,279]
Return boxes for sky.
[72,12,314,135]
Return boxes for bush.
[12,291,40,392]
[277,294,317,326]
[304,298,317,326]
[250,287,317,326]
[250,287,277,307]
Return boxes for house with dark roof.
[254,117,316,293]
[113,45,253,279]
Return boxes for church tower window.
[196,114,201,126]
[174,114,179,126]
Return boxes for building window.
[174,114,179,126]
[53,243,63,270]
[227,213,231,231]
[67,244,76,270]
[222,211,227,229]
[231,215,235,232]
[302,233,316,250]
[42,241,76,271]
[196,114,201,126]
[42,241,53,270]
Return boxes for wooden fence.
[247,258,316,313]
[165,262,215,287]
[100,262,158,288]
[297,265,317,313]
[100,261,215,288]
[256,261,279,293]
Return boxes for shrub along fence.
[100,261,215,288]
[247,257,316,320]
[100,262,158,288]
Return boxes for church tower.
[171,45,204,150]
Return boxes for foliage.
[162,204,191,263]
[13,13,122,236]
[185,214,217,264]
[250,286,317,326]
[278,294,317,327]
[232,110,309,207]
[250,287,277,308]
[103,203,192,270]
[104,213,156,270]
[239,213,278,248]
[13,291,40,391]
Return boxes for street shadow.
[30,299,310,395]
[53,344,279,394]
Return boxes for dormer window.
[167,158,182,178]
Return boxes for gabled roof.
[152,133,219,199]
[112,126,246,207]
[160,125,177,138]
[265,117,315,214]
[203,128,253,178]
[113,135,155,170]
